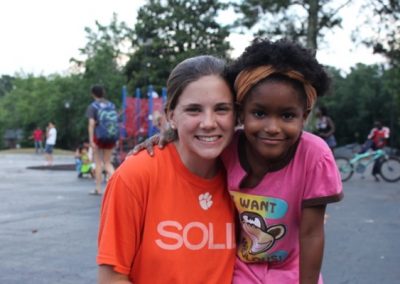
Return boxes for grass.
[0,148,74,156]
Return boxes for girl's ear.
[302,108,311,128]
[303,108,311,120]
[166,110,175,128]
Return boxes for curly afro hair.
[226,38,331,98]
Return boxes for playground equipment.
[116,85,167,164]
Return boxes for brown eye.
[252,110,266,118]
[185,107,201,113]
[216,105,232,113]
[282,112,295,120]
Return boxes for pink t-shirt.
[222,131,343,283]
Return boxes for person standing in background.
[44,122,57,166]
[31,126,44,154]
[86,85,117,195]
[314,106,337,151]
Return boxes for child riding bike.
[359,120,390,181]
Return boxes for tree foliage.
[361,0,400,66]
[124,0,231,91]
[70,13,127,105]
[1,0,400,151]
[0,75,15,98]
[232,0,349,51]
[0,75,86,148]
[318,64,399,147]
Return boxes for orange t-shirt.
[97,143,236,283]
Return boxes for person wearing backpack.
[86,85,119,195]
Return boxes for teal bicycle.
[335,149,400,182]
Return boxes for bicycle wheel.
[379,156,400,182]
[335,157,353,182]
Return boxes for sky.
[0,0,387,77]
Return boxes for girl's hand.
[128,127,177,157]
[128,134,161,157]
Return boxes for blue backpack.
[92,101,119,144]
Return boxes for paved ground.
[0,152,399,283]
[323,171,400,284]
[0,153,100,284]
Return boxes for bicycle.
[335,148,400,182]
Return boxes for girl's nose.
[200,111,217,129]
[264,117,280,134]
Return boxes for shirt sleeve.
[86,104,96,120]
[302,151,343,207]
[384,127,390,138]
[367,128,376,140]
[97,170,146,275]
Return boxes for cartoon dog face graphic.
[240,211,286,255]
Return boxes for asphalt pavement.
[0,152,399,284]
[0,153,100,284]
[323,168,400,284]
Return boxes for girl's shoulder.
[301,131,328,147]
[118,144,174,179]
[298,131,333,160]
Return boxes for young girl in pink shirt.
[224,38,343,283]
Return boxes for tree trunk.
[307,0,319,55]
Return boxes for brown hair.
[165,55,231,113]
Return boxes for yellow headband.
[234,65,317,110]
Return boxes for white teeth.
[197,136,219,142]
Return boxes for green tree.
[0,15,131,150]
[71,13,127,105]
[318,64,399,148]
[0,75,15,98]
[124,0,231,91]
[232,0,350,51]
[0,74,89,149]
[360,0,400,66]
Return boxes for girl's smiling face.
[240,79,309,165]
[168,75,235,173]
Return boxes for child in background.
[359,120,390,153]
[75,143,94,178]
[30,126,44,154]
[224,38,343,283]
[74,146,82,173]
[358,120,390,181]
[79,145,94,178]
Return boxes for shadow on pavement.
[27,164,76,171]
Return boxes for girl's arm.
[300,205,326,284]
[129,127,177,156]
[98,265,131,284]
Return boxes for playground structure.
[116,85,167,164]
